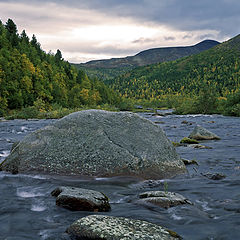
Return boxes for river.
[0,113,239,240]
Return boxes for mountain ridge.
[77,39,220,69]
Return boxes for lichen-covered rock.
[188,125,220,140]
[66,215,182,240]
[180,137,199,144]
[0,110,185,179]
[51,186,110,211]
[138,191,192,208]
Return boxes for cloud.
[164,36,176,41]
[0,0,238,62]
[132,38,156,44]
[27,0,240,37]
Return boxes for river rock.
[66,215,182,240]
[51,186,110,211]
[187,144,212,149]
[0,110,186,179]
[201,172,226,180]
[188,125,220,140]
[182,158,198,165]
[137,191,192,208]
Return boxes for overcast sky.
[0,0,239,63]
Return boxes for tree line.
[0,19,121,116]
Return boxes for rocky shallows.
[66,215,182,240]
[0,110,186,179]
[51,186,110,211]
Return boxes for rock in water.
[188,125,220,140]
[51,186,110,211]
[0,110,185,179]
[138,191,192,208]
[66,215,182,240]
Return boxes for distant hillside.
[111,34,240,101]
[79,40,219,69]
[73,40,219,80]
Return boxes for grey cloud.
[164,36,175,41]
[183,34,193,40]
[132,38,156,44]
[199,34,216,40]
[5,0,240,38]
[2,0,239,38]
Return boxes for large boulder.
[66,215,182,240]
[188,125,220,140]
[0,110,186,179]
[51,186,110,211]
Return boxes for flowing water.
[0,113,239,240]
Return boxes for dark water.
[0,114,239,240]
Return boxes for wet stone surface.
[66,215,182,240]
[137,191,192,209]
[51,186,111,211]
[188,125,221,140]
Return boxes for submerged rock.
[129,179,164,190]
[181,120,193,125]
[66,215,182,240]
[51,186,110,211]
[137,191,192,209]
[201,172,226,180]
[188,125,220,140]
[0,110,185,179]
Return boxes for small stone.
[181,120,193,125]
[207,121,215,123]
[51,186,111,211]
[182,158,198,165]
[188,144,212,149]
[201,172,226,180]
[154,121,165,124]
[66,215,182,240]
[137,191,192,209]
[189,125,220,140]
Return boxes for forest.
[1,19,240,118]
[109,35,240,116]
[0,19,122,118]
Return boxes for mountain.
[78,40,219,69]
[110,34,240,101]
[73,40,219,81]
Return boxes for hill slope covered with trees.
[0,19,120,117]
[74,40,219,81]
[110,35,240,116]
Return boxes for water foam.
[0,150,10,158]
[31,204,46,212]
[17,188,45,198]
